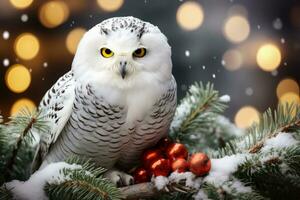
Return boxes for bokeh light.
[39,1,69,28]
[14,33,40,60]
[176,2,204,31]
[234,106,260,128]
[10,98,36,116]
[222,49,243,71]
[223,15,250,43]
[256,44,281,71]
[9,0,33,9]
[97,0,124,12]
[66,28,86,54]
[279,92,300,105]
[5,64,31,93]
[276,79,299,99]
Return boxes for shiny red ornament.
[171,158,189,173]
[133,167,150,184]
[189,153,211,176]
[166,143,188,160]
[157,137,173,151]
[150,158,171,177]
[142,149,163,169]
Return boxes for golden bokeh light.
[5,64,31,93]
[223,15,250,43]
[10,98,36,116]
[14,33,40,60]
[276,79,299,99]
[66,28,86,54]
[234,106,260,129]
[222,49,243,71]
[256,44,281,71]
[279,92,300,105]
[39,1,69,28]
[97,0,124,12]
[9,0,33,9]
[176,2,204,31]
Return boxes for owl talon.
[104,169,134,187]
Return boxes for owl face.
[72,17,173,86]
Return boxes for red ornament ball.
[150,158,171,177]
[157,137,173,151]
[133,167,150,184]
[166,143,188,160]
[189,153,211,176]
[171,158,189,173]
[142,149,163,169]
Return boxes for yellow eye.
[133,48,146,58]
[100,48,114,58]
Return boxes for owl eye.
[100,48,114,58]
[133,48,146,58]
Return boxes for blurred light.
[9,0,33,9]
[14,33,40,60]
[222,49,243,71]
[10,98,36,116]
[176,2,204,31]
[256,44,281,71]
[3,31,10,40]
[223,15,250,43]
[97,0,124,12]
[5,64,31,93]
[39,1,69,28]
[276,79,299,99]
[279,92,300,105]
[235,106,259,129]
[66,28,86,54]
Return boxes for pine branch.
[1,108,48,182]
[170,82,230,152]
[217,104,300,157]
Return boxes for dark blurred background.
[1,0,300,129]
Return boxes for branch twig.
[119,182,158,199]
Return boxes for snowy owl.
[33,16,177,186]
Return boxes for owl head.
[72,16,172,89]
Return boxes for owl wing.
[33,71,75,168]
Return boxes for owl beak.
[119,61,127,79]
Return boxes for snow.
[245,87,253,96]
[3,31,9,40]
[168,171,202,189]
[219,95,230,103]
[5,162,82,200]
[3,58,9,67]
[216,116,244,137]
[273,18,282,30]
[204,154,248,186]
[212,74,216,79]
[222,179,252,194]
[261,132,298,152]
[202,65,206,69]
[21,14,29,22]
[153,176,169,190]
[185,50,190,57]
[194,190,210,200]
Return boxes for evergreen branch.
[1,108,48,182]
[0,186,13,200]
[217,104,300,157]
[234,146,300,199]
[45,169,121,200]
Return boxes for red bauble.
[166,143,188,160]
[150,158,171,177]
[142,149,163,169]
[171,158,189,173]
[157,137,173,151]
[133,167,150,184]
[189,153,211,176]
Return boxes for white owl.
[33,16,177,186]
